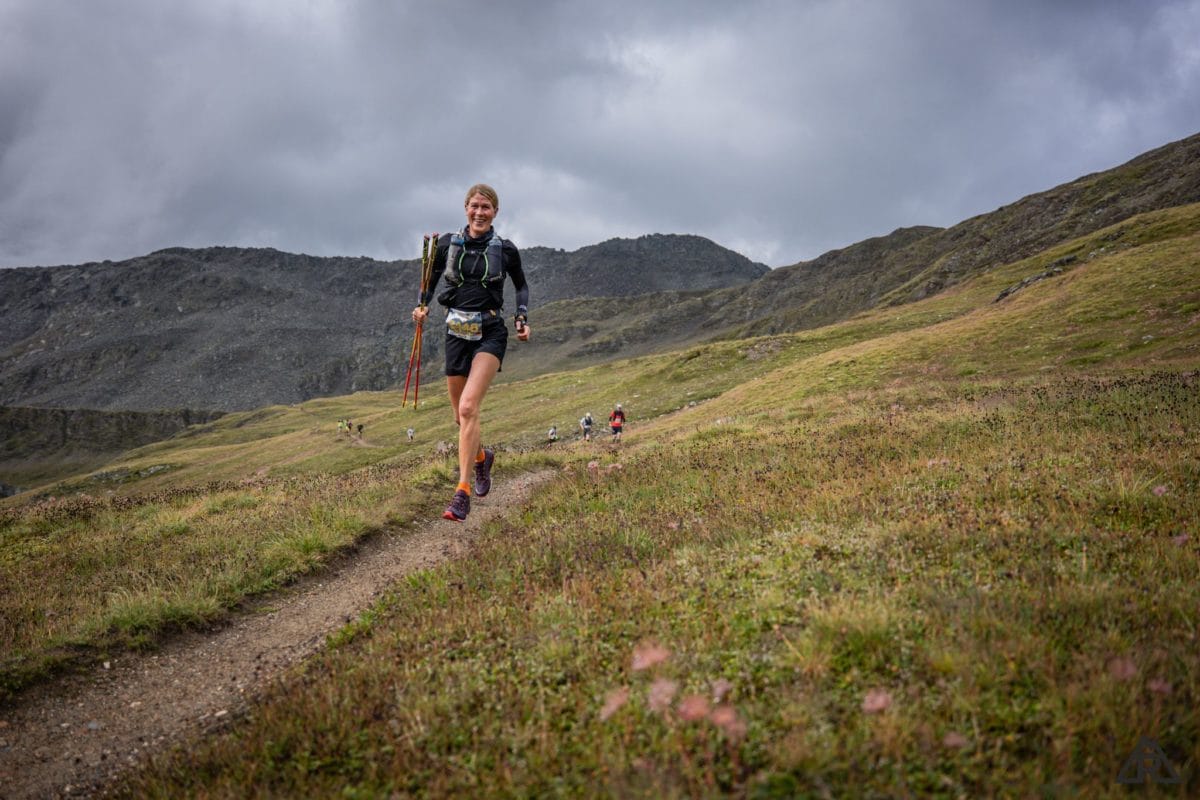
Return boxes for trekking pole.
[413,232,437,407]
[411,305,423,408]
[402,233,437,408]
[402,325,420,407]
[401,239,424,408]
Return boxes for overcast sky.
[1,0,1197,269]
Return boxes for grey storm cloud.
[1,0,1197,269]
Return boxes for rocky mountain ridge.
[0,235,767,411]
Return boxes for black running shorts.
[444,311,507,376]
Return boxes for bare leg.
[446,375,467,428]
[452,353,500,486]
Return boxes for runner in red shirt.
[609,403,626,442]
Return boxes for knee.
[457,396,481,423]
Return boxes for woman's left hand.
[516,319,531,342]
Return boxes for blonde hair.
[464,183,499,211]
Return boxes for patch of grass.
[119,374,1199,797]
[0,470,434,697]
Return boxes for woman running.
[412,183,530,521]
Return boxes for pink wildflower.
[1108,656,1138,681]
[677,694,711,722]
[631,641,671,671]
[1148,678,1173,696]
[942,731,969,749]
[599,687,630,721]
[708,705,747,740]
[711,678,734,703]
[861,688,893,714]
[647,678,678,713]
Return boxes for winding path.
[0,470,553,799]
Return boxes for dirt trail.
[0,470,554,799]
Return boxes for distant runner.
[580,412,594,441]
[548,425,558,442]
[609,403,626,441]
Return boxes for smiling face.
[464,193,497,238]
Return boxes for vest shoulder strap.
[443,229,505,287]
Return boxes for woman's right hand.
[412,306,428,324]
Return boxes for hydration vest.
[443,228,505,288]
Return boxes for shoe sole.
[442,511,465,522]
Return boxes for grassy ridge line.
[646,207,1200,435]
[115,216,1200,794]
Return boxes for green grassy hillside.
[4,204,1199,796]
[502,132,1200,382]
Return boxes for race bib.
[446,308,483,341]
